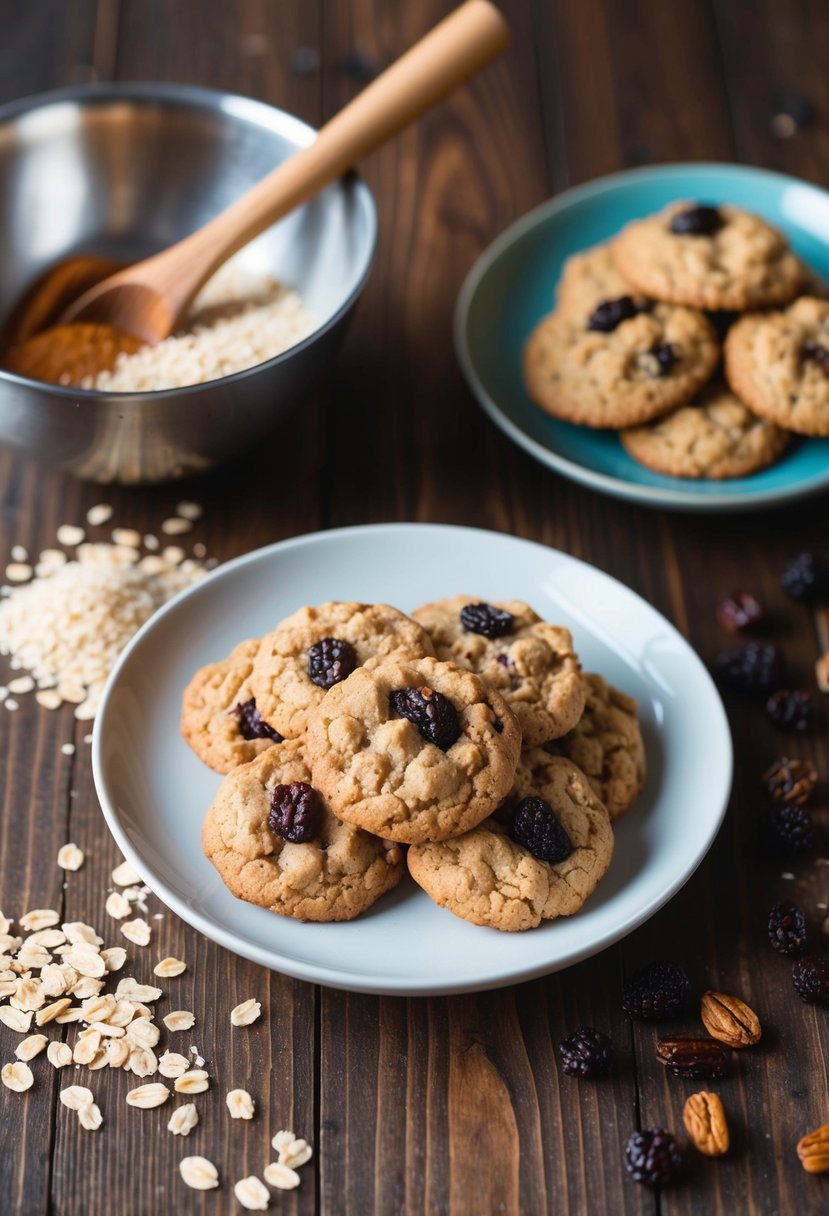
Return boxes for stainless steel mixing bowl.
[0,83,377,483]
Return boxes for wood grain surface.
[0,2,827,1213]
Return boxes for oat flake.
[230,998,261,1027]
[234,1176,270,1210]
[168,1103,199,1136]
[226,1088,255,1119]
[57,842,84,871]
[179,1156,219,1191]
[2,1061,33,1091]
[264,1161,301,1190]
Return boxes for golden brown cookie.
[407,756,613,931]
[251,601,435,739]
[306,656,521,844]
[202,740,404,922]
[556,242,649,324]
[412,596,586,747]
[181,639,282,774]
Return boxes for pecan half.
[797,1123,829,1174]
[683,1091,729,1157]
[656,1035,727,1079]
[700,991,761,1048]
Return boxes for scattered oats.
[153,957,186,978]
[168,1102,199,1136]
[230,999,261,1027]
[271,1130,296,1154]
[164,1010,195,1032]
[179,1156,219,1191]
[5,563,33,582]
[279,1139,312,1169]
[4,698,19,711]
[56,683,84,704]
[81,993,116,1023]
[73,1029,102,1065]
[64,943,106,978]
[264,1162,301,1191]
[176,501,203,521]
[8,675,34,694]
[105,892,131,920]
[112,860,142,886]
[83,733,92,744]
[57,842,84,870]
[111,527,141,547]
[19,908,59,932]
[87,1047,109,1069]
[121,918,151,946]
[116,978,162,1002]
[126,1082,170,1108]
[781,872,795,880]
[56,524,85,547]
[107,998,136,1028]
[105,1039,130,1068]
[62,922,103,946]
[46,1041,72,1069]
[226,1088,255,1119]
[100,947,127,972]
[27,928,65,948]
[0,980,16,997]
[1,1061,33,1092]
[55,1006,83,1024]
[13,977,45,1009]
[60,743,76,758]
[35,549,66,577]
[0,687,6,701]
[78,1101,103,1130]
[152,913,164,921]
[73,699,96,721]
[15,1034,47,1062]
[127,1047,158,1078]
[125,1018,160,1049]
[175,1069,209,1094]
[143,534,159,550]
[60,1084,94,1110]
[193,542,207,559]
[159,1051,190,1079]
[161,517,192,536]
[17,944,51,971]
[70,975,105,999]
[11,545,28,563]
[0,1007,33,1033]
[86,504,113,527]
[36,998,72,1026]
[234,1176,270,1210]
[161,545,186,565]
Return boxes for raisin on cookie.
[412,596,586,747]
[306,656,521,844]
[202,739,404,922]
[251,601,435,739]
[556,242,650,325]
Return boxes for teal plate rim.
[454,161,829,513]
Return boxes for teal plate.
[455,163,829,511]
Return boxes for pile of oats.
[0,502,210,721]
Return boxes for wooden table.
[1,2,827,1213]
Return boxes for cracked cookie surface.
[613,202,802,311]
[407,756,613,930]
[412,596,586,747]
[251,601,435,739]
[181,638,280,774]
[306,656,521,844]
[724,296,829,436]
[620,382,790,479]
[202,740,404,922]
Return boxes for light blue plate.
[455,163,829,511]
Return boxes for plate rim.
[92,521,733,995]
[454,160,829,513]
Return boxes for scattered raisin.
[390,686,460,750]
[780,552,829,602]
[792,955,829,1004]
[460,602,514,639]
[766,689,813,732]
[803,341,829,376]
[231,699,283,742]
[268,782,323,843]
[622,961,690,1021]
[624,1128,683,1187]
[307,637,357,689]
[763,758,819,806]
[559,1027,613,1079]
[713,642,784,693]
[587,296,642,333]
[717,590,765,634]
[767,803,814,855]
[669,204,723,236]
[768,901,808,956]
[656,1035,727,1080]
[510,796,573,864]
[649,342,678,376]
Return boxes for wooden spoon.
[4,1,510,387]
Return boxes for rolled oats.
[19,909,59,932]
[86,504,113,527]
[100,947,127,972]
[112,860,142,887]
[179,1156,219,1191]
[69,975,105,999]
[280,1139,313,1169]
[164,1010,195,1032]
[81,993,116,1023]
[127,1047,158,1078]
[264,1162,301,1190]
[126,1018,160,1049]
[175,1069,209,1094]
[46,1041,72,1069]
[105,1040,130,1069]
[56,524,85,547]
[153,957,186,978]
[230,999,261,1027]
[62,922,103,946]
[105,892,131,920]
[159,1051,190,1079]
[73,1029,102,1065]
[0,1006,32,1033]
[13,977,46,1009]
[55,1006,84,1024]
[60,1084,94,1110]
[1,1061,33,1091]
[63,943,106,978]
[120,918,151,946]
[126,1083,170,1108]
[234,1176,270,1209]
[26,928,65,949]
[116,978,162,1002]
[15,1034,47,1062]
[78,1102,103,1130]
[226,1088,255,1119]
[168,1103,199,1136]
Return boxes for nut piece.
[168,1103,200,1136]
[230,999,261,1027]
[226,1088,255,1119]
[234,1175,270,1210]
[700,991,761,1048]
[683,1091,729,1156]
[179,1156,219,1191]
[797,1123,829,1174]
[655,1035,727,1079]
[126,1083,170,1108]
[1,1061,34,1091]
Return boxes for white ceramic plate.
[93,524,732,995]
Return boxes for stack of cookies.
[523,201,829,479]
[182,597,646,932]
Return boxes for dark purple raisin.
[268,782,323,843]
[624,1128,683,1187]
[460,602,515,638]
[767,803,814,855]
[792,955,829,1003]
[307,637,357,689]
[713,642,784,693]
[390,686,460,750]
[717,590,765,634]
[803,340,829,376]
[780,552,829,602]
[510,795,573,864]
[768,901,808,956]
[622,961,690,1021]
[763,758,819,806]
[231,699,283,743]
[649,342,678,376]
[559,1027,613,1079]
[669,204,723,236]
[766,689,813,732]
[587,296,642,333]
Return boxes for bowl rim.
[0,81,378,402]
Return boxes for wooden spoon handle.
[162,1,510,293]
